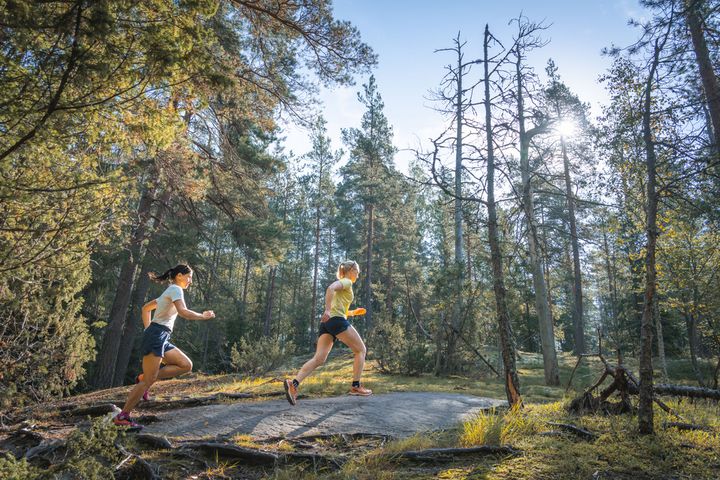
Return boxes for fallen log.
[259,432,393,444]
[180,441,279,466]
[662,422,716,433]
[384,445,520,462]
[178,441,344,469]
[654,384,720,400]
[546,422,598,441]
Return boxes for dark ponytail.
[148,264,192,283]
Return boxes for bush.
[0,455,42,480]
[371,321,432,375]
[60,417,122,479]
[230,336,295,376]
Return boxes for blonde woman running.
[284,261,371,405]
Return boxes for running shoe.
[136,373,150,402]
[349,385,373,396]
[112,413,143,430]
[283,379,298,406]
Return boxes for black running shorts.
[318,316,351,340]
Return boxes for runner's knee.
[353,344,367,358]
[180,358,193,373]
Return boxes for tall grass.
[460,404,539,446]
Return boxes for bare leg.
[294,334,334,384]
[155,348,193,380]
[336,326,366,382]
[122,354,162,413]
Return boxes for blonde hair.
[336,261,359,279]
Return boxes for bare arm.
[173,299,215,321]
[142,299,157,329]
[321,280,345,322]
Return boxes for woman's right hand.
[320,309,331,323]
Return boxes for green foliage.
[0,455,42,480]
[0,418,124,480]
[59,417,122,479]
[372,321,432,376]
[230,336,295,376]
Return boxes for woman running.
[113,264,215,428]
[284,260,372,405]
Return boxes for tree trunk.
[113,190,170,386]
[241,253,251,321]
[560,139,585,354]
[654,294,668,383]
[485,24,521,406]
[638,39,662,435]
[310,205,322,346]
[685,312,704,386]
[685,0,720,159]
[263,266,277,337]
[602,226,618,335]
[450,41,465,372]
[365,204,375,332]
[91,185,155,390]
[386,256,394,319]
[516,54,559,386]
[113,262,152,386]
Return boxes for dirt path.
[143,392,505,440]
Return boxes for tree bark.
[310,204,322,346]
[638,39,662,435]
[365,203,375,332]
[685,0,720,159]
[450,39,465,372]
[485,24,522,406]
[685,312,704,386]
[516,53,559,386]
[113,190,170,386]
[91,184,156,390]
[263,266,277,337]
[560,139,585,354]
[654,294,668,383]
[113,262,152,387]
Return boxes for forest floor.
[1,351,719,479]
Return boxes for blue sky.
[280,0,648,171]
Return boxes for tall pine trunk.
[638,39,662,435]
[685,0,720,159]
[113,262,152,386]
[311,205,322,345]
[485,25,521,406]
[92,184,155,389]
[449,40,465,372]
[653,294,668,383]
[263,266,277,337]
[365,204,375,332]
[516,55,559,386]
[560,139,585,354]
[113,190,170,386]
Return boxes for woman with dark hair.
[113,264,215,429]
[283,260,372,405]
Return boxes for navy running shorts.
[140,322,176,357]
[318,316,351,340]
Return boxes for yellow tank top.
[329,278,354,318]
